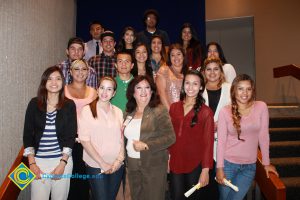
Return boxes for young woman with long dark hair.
[216,74,278,199]
[169,70,215,199]
[23,66,77,200]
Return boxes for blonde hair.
[203,57,225,88]
[70,59,88,69]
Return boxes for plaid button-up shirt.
[88,52,117,80]
[57,59,98,89]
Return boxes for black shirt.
[207,88,222,114]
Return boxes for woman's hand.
[264,164,279,178]
[198,168,209,187]
[216,168,226,185]
[50,162,66,180]
[100,161,112,173]
[133,140,149,152]
[30,164,43,179]
[107,159,123,174]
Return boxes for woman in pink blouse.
[169,70,214,199]
[216,74,278,200]
[64,59,97,200]
[78,76,124,200]
[156,43,188,110]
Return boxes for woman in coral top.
[78,76,124,200]
[64,59,97,200]
[216,74,278,200]
[169,70,215,199]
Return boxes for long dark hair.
[178,23,203,66]
[205,41,228,63]
[167,43,188,75]
[117,26,137,53]
[131,43,153,78]
[180,70,205,127]
[126,75,160,113]
[150,34,168,65]
[37,66,66,111]
[230,74,256,141]
[89,76,117,119]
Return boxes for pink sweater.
[78,102,123,168]
[217,101,270,168]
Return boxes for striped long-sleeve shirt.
[36,111,62,158]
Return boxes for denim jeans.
[86,164,124,200]
[219,160,256,200]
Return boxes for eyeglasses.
[72,68,88,72]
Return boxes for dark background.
[76,0,206,46]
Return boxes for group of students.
[22,8,279,200]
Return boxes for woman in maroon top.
[169,70,215,199]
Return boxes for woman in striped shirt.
[23,66,77,200]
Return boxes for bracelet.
[60,159,68,165]
[29,162,36,166]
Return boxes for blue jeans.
[86,164,124,200]
[219,160,256,200]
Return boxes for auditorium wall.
[206,0,300,103]
[0,0,76,198]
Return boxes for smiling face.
[204,62,222,84]
[151,37,162,54]
[133,80,152,105]
[116,53,133,75]
[124,30,135,45]
[66,43,84,61]
[101,36,115,54]
[97,79,116,103]
[170,48,184,68]
[135,45,148,63]
[46,71,63,94]
[184,74,202,99]
[181,27,192,42]
[235,80,254,106]
[70,60,89,83]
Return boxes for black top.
[23,97,77,151]
[136,29,171,49]
[207,88,222,114]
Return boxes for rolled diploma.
[223,178,239,191]
[184,183,201,197]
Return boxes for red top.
[186,45,202,70]
[169,101,214,173]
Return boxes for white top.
[203,82,232,122]
[203,82,231,161]
[84,39,103,61]
[124,119,142,158]
[223,63,236,83]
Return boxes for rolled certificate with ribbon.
[184,183,201,198]
[215,177,239,192]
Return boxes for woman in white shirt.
[202,57,232,199]
[205,42,236,83]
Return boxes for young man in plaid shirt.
[88,31,117,80]
[57,37,98,88]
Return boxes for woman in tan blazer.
[123,75,175,200]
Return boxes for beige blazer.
[125,104,176,167]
